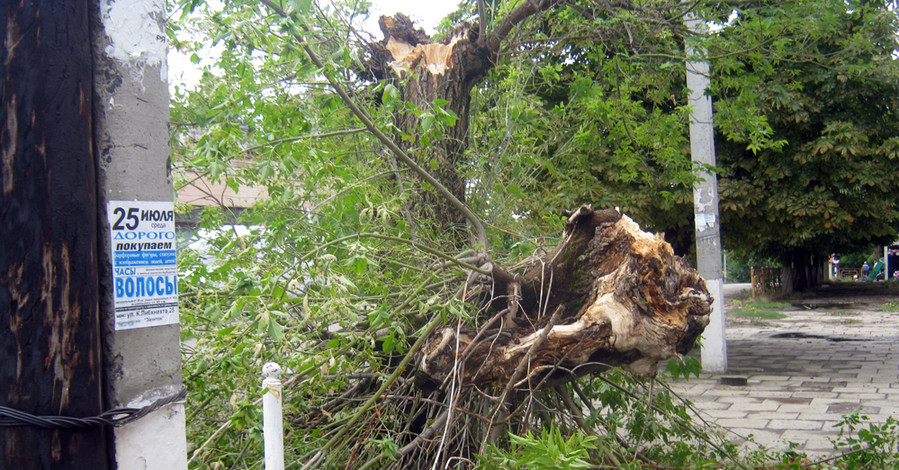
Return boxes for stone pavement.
[668,283,899,456]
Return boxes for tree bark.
[418,206,711,389]
[362,16,486,239]
[782,247,818,293]
[362,9,556,242]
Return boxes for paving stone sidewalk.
[668,283,899,456]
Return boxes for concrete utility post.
[685,14,727,373]
[93,0,188,468]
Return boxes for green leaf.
[293,0,314,14]
[384,84,400,105]
[420,114,434,132]
[268,319,284,340]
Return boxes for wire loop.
[0,387,187,429]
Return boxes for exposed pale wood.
[418,206,711,388]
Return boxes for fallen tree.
[419,206,711,390]
[184,4,714,469]
[288,206,711,470]
[348,14,711,391]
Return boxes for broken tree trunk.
[418,206,711,389]
[360,9,557,241]
[361,14,485,238]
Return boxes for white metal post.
[262,362,285,470]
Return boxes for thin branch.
[381,394,491,423]
[457,307,508,369]
[484,0,561,54]
[355,406,451,470]
[301,309,447,470]
[301,232,491,274]
[477,0,486,39]
[174,127,366,191]
[310,168,408,213]
[399,408,450,457]
[243,126,367,154]
[601,374,752,470]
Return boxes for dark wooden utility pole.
[1,2,110,468]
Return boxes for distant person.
[862,261,871,279]
[829,253,841,278]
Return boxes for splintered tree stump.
[418,206,711,389]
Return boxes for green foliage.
[467,10,701,251]
[167,0,899,468]
[833,410,899,469]
[169,5,451,466]
[726,251,780,283]
[711,0,899,268]
[478,426,598,469]
[840,248,880,272]
[665,356,703,381]
[468,0,899,271]
[471,370,753,469]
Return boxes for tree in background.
[710,0,899,291]
[470,0,899,290]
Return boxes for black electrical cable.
[0,387,187,429]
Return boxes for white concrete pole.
[262,362,285,470]
[93,0,189,468]
[685,13,727,373]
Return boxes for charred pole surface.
[1,1,109,468]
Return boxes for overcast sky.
[368,0,459,33]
